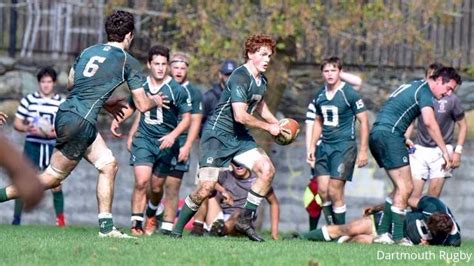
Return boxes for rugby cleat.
[235,209,265,242]
[159,229,172,236]
[169,232,182,238]
[56,214,66,227]
[99,227,137,239]
[11,215,21,226]
[395,237,413,246]
[190,222,205,237]
[143,216,157,236]
[373,233,394,244]
[209,219,225,237]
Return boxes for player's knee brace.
[45,165,70,181]
[93,149,116,170]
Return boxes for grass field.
[0,225,473,265]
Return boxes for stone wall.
[1,56,473,240]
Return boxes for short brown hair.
[148,45,170,63]
[244,33,276,61]
[321,57,342,71]
[427,213,453,238]
[425,62,443,79]
[105,10,134,42]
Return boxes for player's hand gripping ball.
[33,116,53,136]
[273,118,300,145]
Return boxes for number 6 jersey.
[60,44,146,125]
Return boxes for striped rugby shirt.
[15,91,64,144]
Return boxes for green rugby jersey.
[60,43,146,124]
[312,82,366,143]
[130,76,192,138]
[206,65,267,136]
[372,80,434,135]
[405,196,460,246]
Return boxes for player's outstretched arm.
[421,107,451,170]
[110,103,135,138]
[404,122,415,148]
[307,117,322,167]
[127,113,141,151]
[452,117,467,168]
[232,102,280,136]
[355,111,369,167]
[266,190,280,240]
[131,88,170,113]
[179,113,202,162]
[255,100,279,124]
[340,71,362,91]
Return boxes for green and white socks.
[333,205,346,225]
[376,197,393,235]
[391,206,406,241]
[172,196,200,235]
[302,225,332,241]
[322,201,334,225]
[98,213,114,234]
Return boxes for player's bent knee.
[199,181,217,197]
[45,165,70,182]
[254,158,275,179]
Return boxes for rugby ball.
[33,116,53,135]
[273,118,300,145]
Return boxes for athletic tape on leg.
[45,165,70,181]
[93,149,115,170]
[198,167,220,182]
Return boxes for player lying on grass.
[199,161,280,240]
[299,195,460,247]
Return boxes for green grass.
[0,225,473,265]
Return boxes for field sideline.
[0,225,472,265]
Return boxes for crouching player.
[205,161,280,240]
[300,196,460,247]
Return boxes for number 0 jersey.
[60,43,146,125]
[206,65,267,136]
[131,76,192,138]
[311,82,366,143]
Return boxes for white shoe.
[337,235,350,244]
[395,237,413,246]
[373,233,394,244]
[99,227,137,239]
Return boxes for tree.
[108,0,465,146]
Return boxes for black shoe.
[283,231,301,240]
[235,208,265,242]
[209,219,225,237]
[190,222,205,237]
[235,222,264,242]
[160,229,172,235]
[169,231,182,238]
